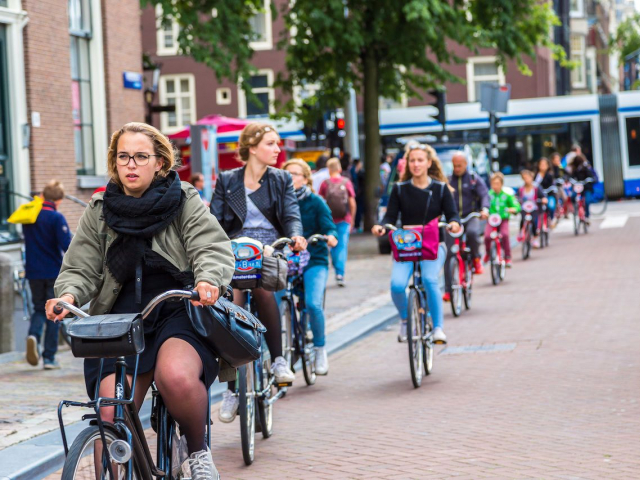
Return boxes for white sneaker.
[397,321,407,343]
[187,447,220,480]
[272,356,295,384]
[26,335,39,367]
[218,389,239,423]
[432,327,447,344]
[314,347,328,375]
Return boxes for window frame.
[159,74,197,134]
[216,87,232,106]
[237,69,275,118]
[155,5,179,56]
[570,34,587,89]
[570,0,584,18]
[466,56,506,102]
[248,0,273,51]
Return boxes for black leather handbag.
[186,296,266,368]
[66,314,145,359]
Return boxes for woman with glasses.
[282,158,338,375]
[46,122,234,478]
[371,144,460,344]
[211,123,306,423]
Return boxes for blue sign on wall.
[123,72,143,90]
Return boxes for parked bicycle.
[55,289,215,479]
[520,200,537,260]
[487,214,507,285]
[385,222,448,388]
[280,234,328,386]
[569,177,594,235]
[230,236,294,465]
[446,213,479,317]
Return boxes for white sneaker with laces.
[397,321,407,343]
[272,356,295,384]
[218,389,239,423]
[314,347,328,375]
[432,327,447,344]
[187,447,220,480]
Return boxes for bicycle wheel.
[238,365,255,465]
[463,261,473,310]
[279,299,295,369]
[301,312,317,386]
[490,243,500,286]
[583,217,589,234]
[255,350,274,439]
[573,210,580,236]
[522,224,531,260]
[406,288,423,388]
[61,425,141,479]
[422,307,434,376]
[448,257,462,317]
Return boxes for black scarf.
[103,171,185,301]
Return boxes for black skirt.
[83,266,219,399]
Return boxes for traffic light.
[428,88,447,129]
[336,116,346,138]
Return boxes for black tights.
[227,287,282,391]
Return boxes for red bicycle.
[487,214,506,285]
[569,177,594,235]
[447,212,479,317]
[520,200,537,261]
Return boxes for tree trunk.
[362,48,380,231]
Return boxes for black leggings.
[227,287,282,391]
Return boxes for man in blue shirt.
[24,180,72,369]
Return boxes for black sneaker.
[336,275,345,287]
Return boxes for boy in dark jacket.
[24,180,72,369]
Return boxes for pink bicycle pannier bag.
[389,218,440,262]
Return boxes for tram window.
[625,117,640,167]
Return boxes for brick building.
[0,0,144,249]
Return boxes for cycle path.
[59,211,640,479]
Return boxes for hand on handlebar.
[447,222,461,234]
[291,236,307,252]
[480,210,489,220]
[327,235,338,248]
[508,207,518,214]
[542,198,548,204]
[191,282,220,308]
[46,294,75,322]
[371,225,386,236]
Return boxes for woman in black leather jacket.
[211,123,306,423]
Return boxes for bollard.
[0,253,15,353]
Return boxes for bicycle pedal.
[433,340,447,345]
[276,382,293,388]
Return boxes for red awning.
[168,115,251,140]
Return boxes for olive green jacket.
[55,182,237,380]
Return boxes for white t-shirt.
[244,187,273,229]
[312,168,330,193]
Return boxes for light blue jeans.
[390,244,447,329]
[330,221,351,277]
[303,265,329,347]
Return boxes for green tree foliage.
[611,13,640,62]
[280,0,565,228]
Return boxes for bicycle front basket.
[66,314,145,358]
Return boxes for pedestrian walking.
[24,180,72,370]
[318,157,356,287]
[312,154,330,192]
[189,172,210,207]
[350,158,365,231]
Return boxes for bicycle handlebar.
[447,225,465,238]
[308,234,328,244]
[460,212,481,224]
[568,177,594,185]
[271,237,295,249]
[542,186,558,194]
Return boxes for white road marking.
[600,215,629,229]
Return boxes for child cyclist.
[483,172,520,268]
[517,169,547,248]
[372,144,460,345]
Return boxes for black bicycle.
[280,234,328,386]
[55,290,215,479]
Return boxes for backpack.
[323,178,350,218]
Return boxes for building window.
[238,70,274,117]
[570,0,584,17]
[625,117,640,167]
[249,0,273,51]
[571,34,586,88]
[159,74,196,134]
[156,6,179,56]
[69,0,95,176]
[466,57,505,102]
[216,87,232,105]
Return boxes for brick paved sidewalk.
[0,247,392,452]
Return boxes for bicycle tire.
[583,217,589,234]
[279,299,295,369]
[522,224,532,260]
[406,289,423,388]
[301,312,317,385]
[422,307,434,376]
[61,424,142,480]
[255,348,274,439]
[448,257,462,317]
[573,210,580,236]
[490,243,500,286]
[463,261,473,310]
[238,365,255,465]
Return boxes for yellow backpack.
[7,196,44,224]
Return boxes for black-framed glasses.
[116,153,160,166]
